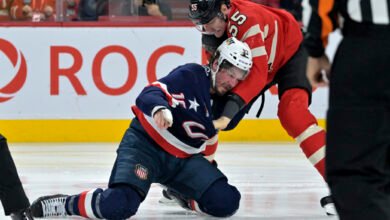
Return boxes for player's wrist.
[151,106,168,117]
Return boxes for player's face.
[215,66,246,95]
[202,16,227,38]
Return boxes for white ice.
[1,143,338,220]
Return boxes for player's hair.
[188,0,230,25]
[202,32,228,54]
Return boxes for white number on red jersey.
[229,11,247,37]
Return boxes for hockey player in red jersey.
[188,0,335,215]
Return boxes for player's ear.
[220,4,229,15]
[211,58,219,71]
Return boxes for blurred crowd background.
[0,0,302,23]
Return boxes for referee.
[303,0,390,219]
[0,134,32,219]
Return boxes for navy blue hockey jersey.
[132,63,218,158]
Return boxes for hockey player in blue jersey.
[29,37,253,219]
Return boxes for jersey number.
[229,11,247,37]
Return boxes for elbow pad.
[221,94,247,131]
[221,94,245,119]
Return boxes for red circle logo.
[0,38,27,103]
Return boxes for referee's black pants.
[0,134,30,215]
[326,22,390,220]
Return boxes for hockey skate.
[160,188,193,211]
[320,195,337,216]
[30,194,68,218]
[158,189,179,206]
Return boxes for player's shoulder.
[172,63,210,80]
[231,0,263,14]
[228,1,264,30]
[230,0,275,20]
[180,63,207,72]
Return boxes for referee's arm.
[303,0,338,87]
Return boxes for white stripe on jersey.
[240,24,269,58]
[268,20,278,71]
[205,134,218,145]
[84,190,98,219]
[308,146,325,166]
[251,46,267,57]
[295,124,323,144]
[143,113,207,154]
[348,0,363,22]
[242,24,262,40]
[371,0,390,24]
[263,24,269,39]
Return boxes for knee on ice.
[198,178,241,217]
[99,186,142,219]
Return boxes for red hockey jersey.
[227,0,303,103]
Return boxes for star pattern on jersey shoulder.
[188,98,200,112]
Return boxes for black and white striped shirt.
[340,0,390,24]
[303,0,390,57]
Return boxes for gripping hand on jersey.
[213,116,231,130]
[153,108,173,129]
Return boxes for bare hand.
[306,55,331,88]
[153,108,173,129]
[213,116,231,130]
